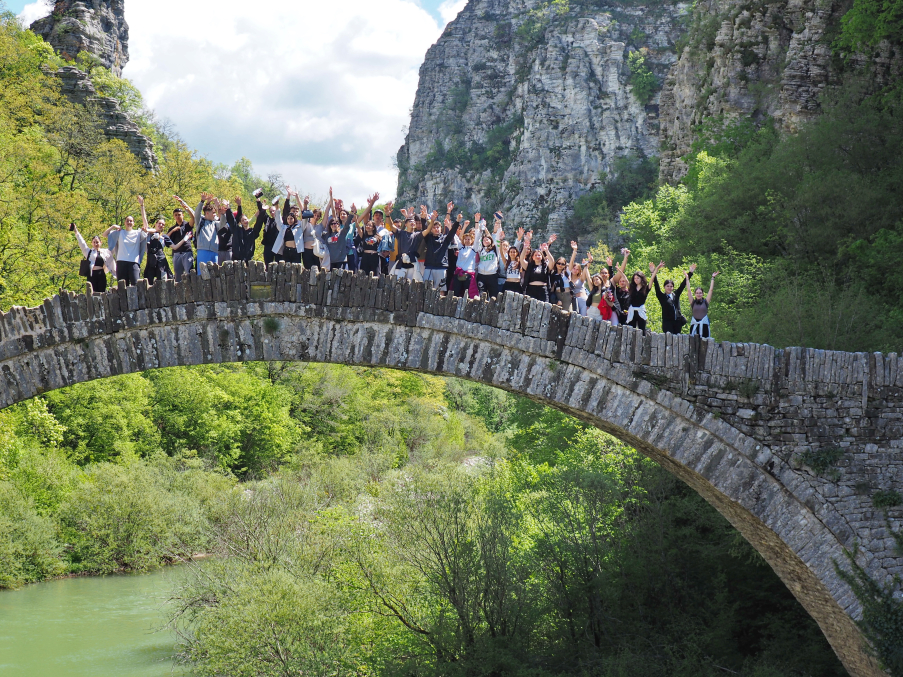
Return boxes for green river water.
[0,568,190,676]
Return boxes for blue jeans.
[196,249,218,268]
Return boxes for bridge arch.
[2,262,901,677]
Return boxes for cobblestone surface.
[0,262,898,677]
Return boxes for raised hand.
[137,194,145,206]
[689,263,698,273]
[606,256,614,266]
[587,253,594,263]
[420,204,427,216]
[401,208,409,218]
[516,227,525,240]
[329,186,333,197]
[350,202,357,214]
[548,233,558,245]
[540,242,548,251]
[446,201,454,213]
[431,210,439,221]
[303,195,311,207]
[712,271,721,277]
[474,212,481,222]
[570,240,578,251]
[235,196,242,206]
[649,262,657,273]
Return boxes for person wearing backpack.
[654,263,695,334]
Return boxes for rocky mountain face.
[397,0,899,228]
[56,66,156,170]
[659,0,901,181]
[31,0,129,76]
[396,0,688,233]
[30,2,155,170]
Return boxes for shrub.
[0,482,66,588]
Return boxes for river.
[0,568,190,676]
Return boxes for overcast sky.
[14,0,467,203]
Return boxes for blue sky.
[10,0,469,202]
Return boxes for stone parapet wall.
[0,262,899,677]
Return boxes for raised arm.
[72,225,91,256]
[137,195,149,232]
[707,271,719,303]
[174,195,195,227]
[649,261,665,285]
[676,263,696,296]
[617,248,630,276]
[567,241,578,276]
[685,271,694,305]
[519,234,532,270]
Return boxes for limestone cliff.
[399,0,900,226]
[31,0,129,76]
[658,0,901,181]
[396,0,688,233]
[56,66,156,170]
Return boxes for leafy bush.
[0,482,66,588]
[627,49,658,105]
[58,459,222,573]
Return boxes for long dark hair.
[631,270,649,293]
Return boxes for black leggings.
[283,248,302,264]
[628,315,647,334]
[116,261,139,287]
[360,253,380,276]
[504,281,522,294]
[88,269,107,293]
[264,249,282,266]
[301,248,318,270]
[525,284,548,302]
[477,273,499,298]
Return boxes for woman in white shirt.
[71,224,116,292]
[102,201,148,287]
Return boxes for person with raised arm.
[217,200,234,263]
[519,232,555,302]
[551,241,577,311]
[355,193,383,276]
[169,196,195,282]
[71,222,115,292]
[392,207,419,281]
[259,196,282,266]
[224,196,264,263]
[453,217,478,298]
[271,191,308,264]
[302,193,327,270]
[687,270,720,338]
[103,201,148,287]
[654,263,695,334]
[625,261,664,334]
[138,195,174,284]
[193,192,221,268]
[322,189,356,271]
[422,203,460,294]
[476,213,501,298]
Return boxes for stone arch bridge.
[1,262,902,677]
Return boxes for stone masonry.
[1,263,902,677]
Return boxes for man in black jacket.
[224,197,266,263]
[654,263,695,334]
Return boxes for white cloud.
[122,0,449,205]
[17,1,51,26]
[438,0,468,25]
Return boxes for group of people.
[71,190,719,338]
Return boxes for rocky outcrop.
[396,0,688,234]
[657,0,900,181]
[31,0,129,76]
[56,66,156,170]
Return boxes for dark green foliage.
[873,490,903,509]
[622,81,903,352]
[798,447,845,479]
[837,544,903,676]
[837,0,903,50]
[564,153,658,245]
[627,49,658,104]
